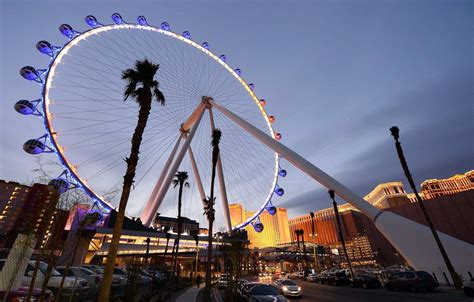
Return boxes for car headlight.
[282,286,289,291]
[14,297,37,302]
[298,286,302,291]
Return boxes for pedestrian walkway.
[176,283,203,302]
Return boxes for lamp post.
[309,212,318,271]
[329,190,354,278]
[145,237,151,267]
[390,126,462,289]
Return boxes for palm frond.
[211,129,222,147]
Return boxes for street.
[293,280,471,302]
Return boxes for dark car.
[327,271,350,286]
[245,284,288,302]
[351,274,381,289]
[0,286,53,302]
[315,272,329,284]
[241,282,265,300]
[386,271,438,292]
[463,277,474,297]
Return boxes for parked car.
[326,271,351,286]
[296,271,305,279]
[80,264,103,275]
[305,273,318,282]
[274,279,302,298]
[17,260,89,302]
[463,277,474,297]
[240,282,265,298]
[217,277,228,289]
[386,271,438,292]
[351,274,381,289]
[245,284,288,302]
[0,286,53,302]
[56,266,102,299]
[236,279,249,296]
[279,272,288,279]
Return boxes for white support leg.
[142,105,206,226]
[209,109,233,232]
[141,135,182,223]
[210,100,474,280]
[187,146,206,208]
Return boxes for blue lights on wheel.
[111,13,124,25]
[182,31,191,39]
[160,22,170,31]
[137,16,148,26]
[202,42,210,49]
[85,15,101,28]
[235,68,241,76]
[279,169,287,177]
[219,54,226,62]
[59,24,79,39]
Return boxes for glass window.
[249,285,279,296]
[281,280,296,285]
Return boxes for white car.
[56,266,101,299]
[217,277,228,289]
[274,279,302,297]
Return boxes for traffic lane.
[295,280,471,302]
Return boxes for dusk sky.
[1,0,472,226]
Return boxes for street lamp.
[390,126,462,289]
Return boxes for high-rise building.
[229,203,291,248]
[421,170,473,199]
[0,180,31,234]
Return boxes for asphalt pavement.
[252,276,471,302]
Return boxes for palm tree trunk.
[205,154,218,299]
[163,238,170,268]
[172,182,183,285]
[98,94,152,302]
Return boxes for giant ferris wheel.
[16,14,288,232]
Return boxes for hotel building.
[421,170,474,199]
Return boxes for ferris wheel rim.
[40,22,280,228]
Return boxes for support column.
[209,109,232,232]
[141,135,182,223]
[209,99,474,279]
[142,104,206,226]
[188,146,206,208]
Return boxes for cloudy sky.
[1,0,472,225]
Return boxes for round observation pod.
[235,68,241,76]
[23,139,46,154]
[267,205,277,216]
[85,15,99,28]
[111,13,124,24]
[160,22,170,31]
[275,187,284,196]
[202,42,210,49]
[182,31,191,39]
[253,222,264,233]
[259,99,267,107]
[49,178,69,194]
[20,66,39,81]
[15,100,35,115]
[59,24,75,39]
[275,133,282,141]
[36,40,54,56]
[248,83,255,91]
[137,16,148,26]
[268,115,275,123]
[279,169,287,177]
[219,55,226,63]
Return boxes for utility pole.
[329,190,354,278]
[390,126,462,289]
[309,212,318,271]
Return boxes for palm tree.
[190,229,199,280]
[162,226,171,268]
[171,171,190,281]
[390,126,462,289]
[204,128,222,300]
[98,59,165,302]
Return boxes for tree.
[98,59,165,302]
[390,126,462,289]
[162,226,171,268]
[171,171,190,283]
[204,128,222,300]
[190,229,199,280]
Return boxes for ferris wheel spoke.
[187,146,206,206]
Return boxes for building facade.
[153,214,200,234]
[421,170,474,199]
[229,203,291,248]
[0,180,31,234]
[363,182,412,209]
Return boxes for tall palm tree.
[390,126,462,289]
[98,59,165,302]
[190,229,199,280]
[204,128,222,300]
[171,171,190,280]
[162,225,171,268]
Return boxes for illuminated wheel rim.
[19,16,286,230]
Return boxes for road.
[252,276,471,302]
[294,280,471,302]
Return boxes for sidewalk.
[176,283,203,302]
